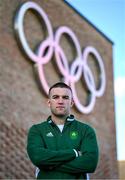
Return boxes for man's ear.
[71,99,74,107]
[47,99,50,107]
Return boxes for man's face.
[48,87,74,117]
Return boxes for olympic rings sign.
[14,1,106,114]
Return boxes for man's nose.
[58,97,64,103]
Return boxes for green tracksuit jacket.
[27,115,99,179]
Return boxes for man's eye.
[52,96,59,99]
[63,96,69,99]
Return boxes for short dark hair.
[49,82,72,95]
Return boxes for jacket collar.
[47,114,75,124]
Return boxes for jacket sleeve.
[56,126,99,174]
[27,125,76,168]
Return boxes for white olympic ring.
[14,1,106,114]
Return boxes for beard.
[51,108,69,118]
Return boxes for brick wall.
[118,161,125,179]
[0,0,118,178]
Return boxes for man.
[27,82,99,179]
